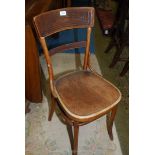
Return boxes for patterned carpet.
[25,53,123,155]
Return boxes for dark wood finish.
[96,9,115,30]
[26,0,57,25]
[108,25,129,75]
[33,7,121,155]
[33,7,94,37]
[108,24,129,69]
[120,60,129,76]
[25,0,54,103]
[67,0,71,7]
[106,105,118,140]
[105,0,129,76]
[49,41,86,56]
[25,0,66,103]
[109,43,124,68]
[73,125,79,155]
[48,94,56,121]
[95,0,115,36]
[25,24,42,102]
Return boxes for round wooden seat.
[55,71,121,122]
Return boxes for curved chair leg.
[120,60,129,76]
[72,125,79,155]
[48,95,56,121]
[106,106,118,140]
[109,44,123,68]
[104,40,115,53]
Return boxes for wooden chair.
[33,7,121,155]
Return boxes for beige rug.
[25,53,122,155]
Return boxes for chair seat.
[55,71,121,122]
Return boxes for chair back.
[34,7,94,37]
[33,7,95,95]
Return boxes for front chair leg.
[67,124,74,151]
[72,124,79,155]
[48,95,56,121]
[106,106,118,140]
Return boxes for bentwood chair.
[33,7,121,155]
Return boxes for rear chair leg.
[109,45,123,68]
[106,106,118,140]
[104,40,115,53]
[48,95,56,121]
[120,60,129,76]
[72,124,79,155]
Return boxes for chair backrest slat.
[48,41,86,56]
[33,7,94,37]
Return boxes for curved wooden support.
[106,105,118,140]
[120,60,129,76]
[109,45,123,68]
[49,41,86,56]
[48,95,56,121]
[104,40,115,53]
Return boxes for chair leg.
[72,125,79,155]
[109,45,123,68]
[67,124,74,151]
[104,40,115,53]
[106,106,118,140]
[48,95,56,121]
[120,60,129,76]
